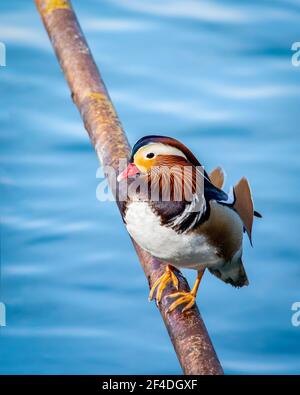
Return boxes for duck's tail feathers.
[254,210,262,218]
[209,257,249,288]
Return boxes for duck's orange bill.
[117,163,140,182]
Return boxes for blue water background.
[1,0,300,374]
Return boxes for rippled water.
[1,0,300,374]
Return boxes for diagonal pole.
[35,0,223,375]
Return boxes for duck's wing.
[205,173,262,245]
[204,177,230,203]
[232,177,254,245]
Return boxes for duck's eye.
[146,152,155,159]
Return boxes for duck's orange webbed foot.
[166,291,196,313]
[166,269,205,313]
[149,265,179,303]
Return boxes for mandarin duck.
[118,135,261,312]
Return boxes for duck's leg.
[166,269,205,313]
[149,265,180,303]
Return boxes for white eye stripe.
[141,143,187,159]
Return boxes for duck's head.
[117,135,201,181]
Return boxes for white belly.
[124,201,224,270]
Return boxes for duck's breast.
[124,201,223,269]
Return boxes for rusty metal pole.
[35,0,223,375]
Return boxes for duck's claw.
[166,291,196,313]
[149,265,179,303]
